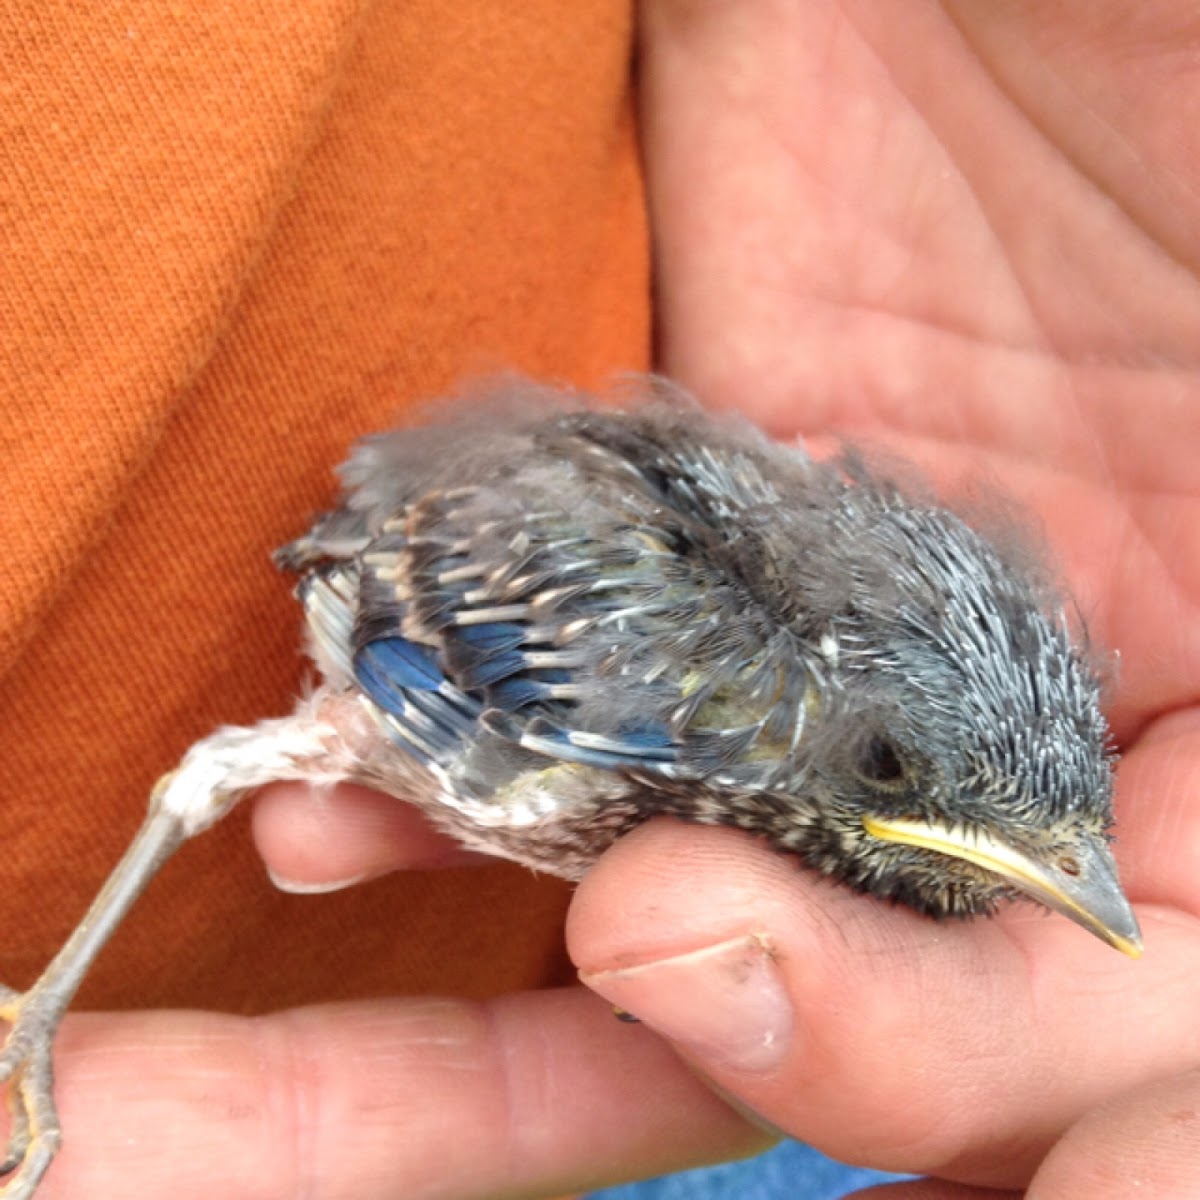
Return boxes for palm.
[647,0,1200,721]
[641,0,1200,1186]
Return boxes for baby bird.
[0,378,1140,1198]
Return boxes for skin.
[22,2,1200,1196]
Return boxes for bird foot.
[0,984,63,1199]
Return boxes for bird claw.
[0,801,189,1199]
[0,989,63,1200]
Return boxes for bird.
[0,376,1141,1197]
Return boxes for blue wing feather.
[355,637,444,693]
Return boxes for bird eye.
[856,735,908,788]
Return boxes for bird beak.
[861,815,1143,958]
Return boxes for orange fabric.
[0,2,648,1010]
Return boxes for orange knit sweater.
[0,1,648,1012]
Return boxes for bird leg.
[0,689,371,1197]
[0,777,187,1198]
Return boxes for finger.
[30,989,765,1199]
[1027,1068,1200,1199]
[567,819,1200,1189]
[1112,709,1200,916]
[251,782,486,891]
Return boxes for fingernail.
[580,933,793,1074]
[267,867,372,895]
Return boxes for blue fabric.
[588,1140,908,1200]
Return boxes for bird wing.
[278,401,828,804]
[298,468,810,803]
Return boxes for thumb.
[566,819,1193,1189]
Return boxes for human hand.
[626,0,1200,1193]
[851,1068,1200,1199]
[16,785,768,1198]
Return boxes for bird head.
[773,471,1141,957]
